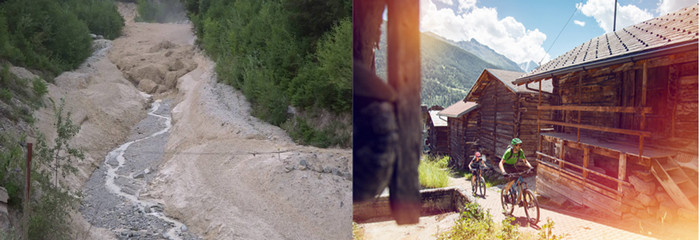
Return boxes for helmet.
[475,152,481,157]
[511,138,522,145]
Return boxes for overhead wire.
[539,6,580,65]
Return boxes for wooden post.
[24,143,32,240]
[577,74,582,142]
[639,61,647,158]
[618,153,627,199]
[538,80,542,153]
[559,139,565,170]
[583,147,590,179]
[493,94,497,156]
[387,0,421,224]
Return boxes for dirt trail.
[76,3,351,239]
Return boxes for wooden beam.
[640,61,647,158]
[577,74,582,142]
[537,152,632,186]
[559,138,565,169]
[539,120,651,137]
[537,105,653,114]
[387,0,420,224]
[482,119,515,126]
[583,147,590,179]
[618,154,627,194]
[538,80,542,153]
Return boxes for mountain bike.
[471,166,486,197]
[501,167,539,225]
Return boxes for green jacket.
[502,147,525,165]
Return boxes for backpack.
[504,146,522,161]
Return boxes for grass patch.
[438,202,566,240]
[352,222,364,240]
[419,155,450,189]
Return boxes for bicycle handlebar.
[502,167,534,178]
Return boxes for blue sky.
[418,0,697,66]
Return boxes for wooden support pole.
[583,147,590,179]
[639,61,647,158]
[559,139,565,170]
[618,153,627,196]
[387,0,421,224]
[577,74,582,142]
[538,80,542,153]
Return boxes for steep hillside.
[441,35,523,73]
[519,60,539,73]
[375,25,500,108]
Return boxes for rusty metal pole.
[24,143,32,240]
[387,0,421,224]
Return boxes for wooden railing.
[537,105,652,158]
[537,151,631,187]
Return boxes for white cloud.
[419,0,550,64]
[573,20,586,27]
[577,0,654,32]
[434,0,453,5]
[657,0,697,15]
[457,0,477,11]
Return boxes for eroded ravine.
[80,99,200,240]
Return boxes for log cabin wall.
[427,112,450,156]
[448,116,465,168]
[517,91,553,160]
[553,50,698,156]
[448,109,480,170]
[465,110,480,157]
[431,126,449,155]
[476,78,517,164]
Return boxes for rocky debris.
[112,40,197,95]
[0,186,9,230]
[80,101,200,239]
[138,78,159,93]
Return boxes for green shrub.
[419,157,450,188]
[136,0,187,23]
[0,88,10,102]
[438,202,496,240]
[289,18,351,113]
[188,0,351,148]
[32,78,47,98]
[67,0,124,40]
[0,0,92,74]
[538,218,567,240]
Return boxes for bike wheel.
[477,176,486,197]
[523,189,540,224]
[500,186,515,215]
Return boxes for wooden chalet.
[438,100,479,170]
[513,5,699,220]
[463,69,553,165]
[427,110,449,155]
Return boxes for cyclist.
[468,151,487,193]
[499,138,533,191]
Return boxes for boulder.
[138,79,158,93]
[0,187,8,203]
[148,40,176,53]
[164,72,179,89]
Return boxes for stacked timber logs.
[620,170,697,224]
